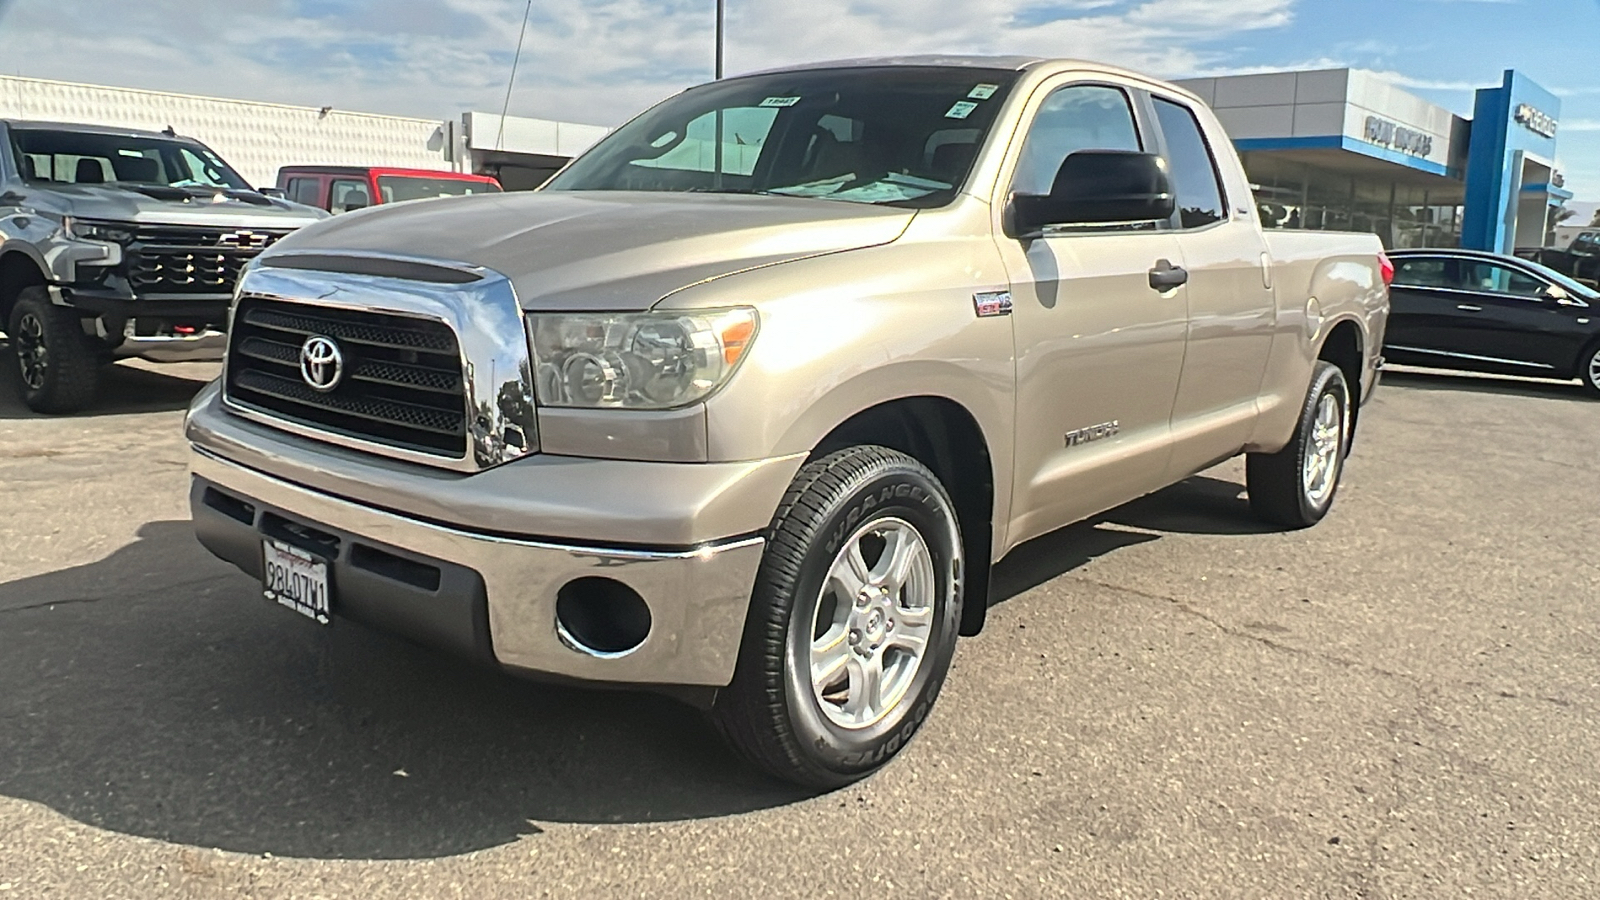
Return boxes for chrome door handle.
[1148,259,1188,292]
[1456,304,1482,311]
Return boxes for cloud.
[0,0,1296,128]
[1565,119,1600,133]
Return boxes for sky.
[0,0,1597,202]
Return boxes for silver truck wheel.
[8,287,101,414]
[1246,360,1349,528]
[711,445,963,789]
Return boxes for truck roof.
[742,56,1198,99]
[749,54,1047,75]
[276,165,498,182]
[1,118,195,141]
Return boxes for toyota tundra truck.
[0,120,326,413]
[186,57,1390,788]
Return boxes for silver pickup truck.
[0,120,325,413]
[186,57,1390,787]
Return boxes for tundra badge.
[1065,421,1120,447]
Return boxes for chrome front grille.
[224,297,468,458]
[128,225,291,295]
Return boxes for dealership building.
[1176,68,1569,252]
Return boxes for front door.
[992,81,1189,548]
[1445,258,1593,373]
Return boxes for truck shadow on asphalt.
[0,347,216,419]
[0,474,1262,861]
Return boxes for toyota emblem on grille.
[299,335,344,392]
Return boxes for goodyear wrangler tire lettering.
[710,445,965,789]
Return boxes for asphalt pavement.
[0,360,1596,899]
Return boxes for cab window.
[1392,257,1453,288]
[286,177,322,207]
[1152,97,1227,229]
[1460,261,1545,298]
[330,178,371,213]
[1012,84,1141,197]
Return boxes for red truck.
[275,166,502,213]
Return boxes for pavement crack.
[1066,575,1595,717]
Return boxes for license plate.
[262,539,332,625]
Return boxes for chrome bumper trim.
[190,446,765,687]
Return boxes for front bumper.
[191,448,767,686]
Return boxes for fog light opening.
[555,577,652,658]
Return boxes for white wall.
[0,75,455,187]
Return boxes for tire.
[8,287,100,414]
[711,445,964,789]
[1246,360,1350,528]
[1578,341,1600,399]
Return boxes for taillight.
[1378,251,1395,287]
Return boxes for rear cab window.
[1151,97,1227,229]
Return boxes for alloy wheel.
[14,312,48,391]
[1301,392,1343,506]
[809,517,937,730]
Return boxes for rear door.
[991,79,1189,545]
[1384,254,1467,363]
[1146,93,1275,477]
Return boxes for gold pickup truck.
[185,56,1391,787]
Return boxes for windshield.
[377,174,502,203]
[1523,257,1600,300]
[545,67,1021,208]
[9,128,250,190]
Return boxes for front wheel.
[1578,341,1600,398]
[1246,360,1350,528]
[712,446,964,789]
[8,287,101,414]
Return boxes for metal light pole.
[715,0,725,79]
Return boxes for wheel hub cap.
[1302,392,1344,505]
[809,517,937,730]
[14,313,48,391]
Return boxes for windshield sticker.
[759,96,801,108]
[945,101,979,120]
[968,84,999,100]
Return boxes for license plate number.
[262,539,331,625]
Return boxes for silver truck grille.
[224,296,468,458]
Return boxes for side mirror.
[258,186,286,200]
[1010,151,1175,238]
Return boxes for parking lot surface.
[1,361,1597,899]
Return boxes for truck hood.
[259,190,917,311]
[41,182,327,228]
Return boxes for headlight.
[528,308,757,409]
[65,218,134,244]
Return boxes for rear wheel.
[712,446,964,789]
[1247,361,1349,528]
[8,288,100,414]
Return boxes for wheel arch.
[1316,317,1364,443]
[807,395,997,636]
[0,248,49,326]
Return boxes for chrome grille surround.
[223,254,539,472]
